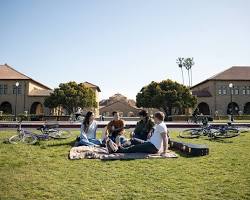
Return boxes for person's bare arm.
[104,126,109,137]
[105,121,113,137]
[115,135,121,146]
[160,131,168,154]
[147,129,154,139]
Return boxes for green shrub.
[17,114,29,121]
[0,115,14,121]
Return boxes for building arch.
[198,102,210,115]
[227,102,239,115]
[0,101,12,114]
[30,102,44,115]
[243,102,250,114]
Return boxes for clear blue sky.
[1,0,250,100]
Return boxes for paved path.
[0,121,249,129]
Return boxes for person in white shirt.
[107,111,169,156]
[78,111,101,146]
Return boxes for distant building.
[0,64,52,115]
[191,66,250,116]
[0,64,101,116]
[81,81,101,116]
[99,93,139,117]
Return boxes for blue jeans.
[79,138,102,146]
[109,135,127,144]
[133,134,147,141]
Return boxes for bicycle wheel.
[48,129,72,139]
[9,135,22,144]
[179,129,201,138]
[22,135,38,144]
[238,127,250,133]
[213,129,240,139]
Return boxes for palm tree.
[183,57,195,87]
[176,57,185,85]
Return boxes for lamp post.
[229,83,233,122]
[15,81,19,121]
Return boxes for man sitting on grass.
[107,111,169,156]
[102,111,127,146]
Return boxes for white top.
[149,122,168,150]
[80,120,98,140]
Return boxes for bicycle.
[187,115,208,124]
[9,121,72,144]
[69,113,85,122]
[36,122,72,139]
[226,122,250,133]
[179,122,240,139]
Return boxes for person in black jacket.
[131,110,155,141]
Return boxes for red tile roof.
[191,66,250,89]
[99,100,139,110]
[83,81,101,92]
[0,64,30,79]
[209,66,250,80]
[0,64,51,90]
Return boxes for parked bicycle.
[187,115,209,124]
[36,122,72,139]
[179,122,240,139]
[9,121,72,144]
[69,113,85,122]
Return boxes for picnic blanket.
[69,146,178,160]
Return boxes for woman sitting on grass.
[107,111,169,156]
[131,109,155,141]
[78,111,101,146]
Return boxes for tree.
[176,57,185,85]
[44,81,97,114]
[136,79,197,116]
[183,57,195,87]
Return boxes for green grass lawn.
[0,129,250,200]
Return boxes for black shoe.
[100,139,106,147]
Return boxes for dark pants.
[122,138,145,147]
[117,138,158,154]
[133,134,147,141]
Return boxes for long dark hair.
[139,110,149,122]
[83,111,93,132]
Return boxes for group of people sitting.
[77,110,169,156]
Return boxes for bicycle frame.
[18,122,49,140]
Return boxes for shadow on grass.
[38,140,76,148]
[175,136,236,144]
[204,138,233,143]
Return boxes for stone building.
[0,64,101,116]
[0,64,52,116]
[81,81,101,116]
[191,66,250,116]
[99,93,139,117]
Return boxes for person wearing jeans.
[78,111,101,146]
[102,111,127,146]
[107,111,169,156]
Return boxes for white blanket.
[69,146,178,160]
